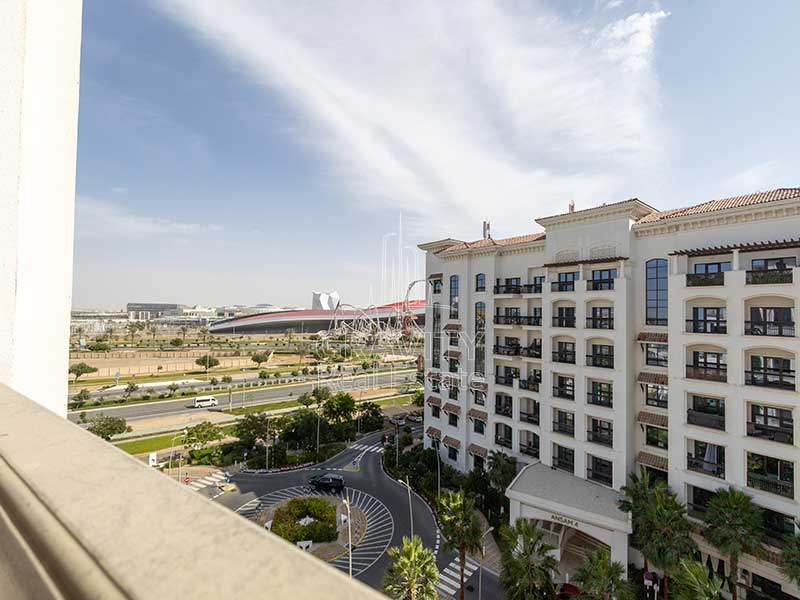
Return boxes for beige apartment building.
[419,188,800,598]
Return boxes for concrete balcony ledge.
[0,384,382,600]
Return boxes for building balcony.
[686,365,727,382]
[552,351,576,364]
[685,319,727,334]
[494,315,540,326]
[586,430,613,447]
[0,384,379,600]
[586,354,614,369]
[494,284,522,294]
[518,378,540,392]
[745,369,796,391]
[493,344,520,356]
[551,281,576,292]
[747,422,794,445]
[687,410,726,430]
[551,316,576,328]
[552,421,575,436]
[519,410,540,425]
[519,443,540,458]
[747,473,795,499]
[686,272,725,287]
[520,345,542,359]
[552,457,574,473]
[495,435,512,449]
[746,269,794,285]
[586,468,613,486]
[687,455,726,479]
[586,279,615,291]
[495,402,513,417]
[587,392,613,408]
[586,317,614,329]
[495,375,514,387]
[552,385,574,400]
[522,283,543,294]
[744,321,796,337]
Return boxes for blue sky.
[73,1,800,309]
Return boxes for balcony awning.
[469,381,488,392]
[468,443,488,458]
[669,238,800,257]
[426,426,441,440]
[443,403,461,416]
[637,451,668,472]
[637,332,668,344]
[443,350,461,359]
[467,408,488,422]
[426,371,441,381]
[443,323,462,332]
[638,411,668,428]
[441,374,459,389]
[637,371,668,386]
[443,436,461,449]
[426,396,441,407]
[428,272,443,280]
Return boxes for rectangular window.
[431,406,440,418]
[752,257,797,270]
[448,413,458,427]
[646,343,669,367]
[448,446,458,461]
[554,444,574,473]
[473,455,484,471]
[432,279,442,294]
[645,426,668,449]
[693,261,732,274]
[473,390,486,406]
[475,273,486,292]
[646,259,669,325]
[473,419,485,434]
[448,332,459,346]
[645,384,668,409]
[449,386,458,400]
[449,276,459,319]
[432,303,441,368]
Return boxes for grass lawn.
[115,423,239,455]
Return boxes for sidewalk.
[467,511,502,576]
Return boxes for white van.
[194,395,218,408]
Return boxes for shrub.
[271,497,337,544]
[399,433,413,448]
[210,377,219,385]
[86,342,111,352]
[222,375,233,384]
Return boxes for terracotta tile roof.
[426,426,441,439]
[542,197,656,220]
[467,408,488,421]
[636,188,800,224]
[443,350,461,360]
[442,403,461,416]
[637,332,668,343]
[469,381,488,392]
[637,451,668,471]
[638,411,668,428]
[428,272,443,280]
[468,443,488,458]
[439,232,546,254]
[637,372,668,386]
[426,396,441,407]
[426,371,441,381]
[443,436,461,449]
[443,323,462,332]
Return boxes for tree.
[297,393,315,408]
[74,326,84,342]
[438,490,482,600]
[183,421,223,449]
[573,549,633,600]
[71,389,91,408]
[167,383,180,396]
[195,355,220,375]
[358,401,384,431]
[146,321,157,341]
[383,535,439,600]
[618,468,668,570]
[312,386,331,404]
[123,382,139,398]
[322,392,356,425]
[279,409,330,451]
[412,389,424,406]
[499,518,558,600]
[170,338,183,347]
[105,322,116,340]
[258,370,269,380]
[638,489,697,599]
[126,322,139,342]
[69,362,98,382]
[180,325,190,342]
[251,352,268,368]
[487,450,517,490]
[87,415,131,440]
[235,412,271,448]
[673,559,724,600]
[781,530,800,587]
[703,488,764,600]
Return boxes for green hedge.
[271,497,337,543]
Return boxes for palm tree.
[180,325,190,342]
[383,535,439,600]
[105,322,116,341]
[780,530,800,587]
[618,469,668,571]
[126,322,138,343]
[437,490,482,600]
[487,450,517,490]
[573,548,633,600]
[499,518,558,600]
[74,326,84,343]
[703,488,764,600]
[673,559,723,600]
[638,488,697,598]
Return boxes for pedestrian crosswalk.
[436,555,480,598]
[187,470,227,491]
[350,443,385,453]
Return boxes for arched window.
[449,275,459,319]
[475,273,486,292]
[646,259,668,326]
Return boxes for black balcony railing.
[552,350,576,364]
[587,430,613,447]
[519,410,540,425]
[518,378,540,392]
[522,315,542,326]
[522,283,543,294]
[552,420,575,436]
[552,385,574,400]
[587,468,613,486]
[686,272,725,287]
[646,396,668,409]
[494,403,513,417]
[493,315,520,325]
[494,284,522,294]
[586,317,614,329]
[586,354,614,369]
[686,365,727,382]
[747,422,794,445]
[493,344,520,356]
[552,457,574,473]
[520,345,542,359]
[495,375,514,387]
[687,455,725,478]
[587,279,615,291]
[744,320,796,337]
[495,435,512,449]
[687,410,726,430]
[746,269,793,285]
[685,319,727,334]
[552,316,576,328]
[519,443,540,458]
[745,369,796,390]
[551,281,576,292]
[587,392,613,408]
[747,473,795,499]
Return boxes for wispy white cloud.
[720,160,782,196]
[76,196,222,239]
[155,1,669,239]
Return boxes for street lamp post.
[343,497,353,578]
[434,442,442,501]
[403,476,414,538]
[478,526,494,600]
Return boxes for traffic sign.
[183,476,191,484]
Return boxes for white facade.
[420,190,800,597]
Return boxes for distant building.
[312,291,340,311]
[126,303,185,321]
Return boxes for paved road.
[66,371,416,423]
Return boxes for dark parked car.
[308,474,345,492]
